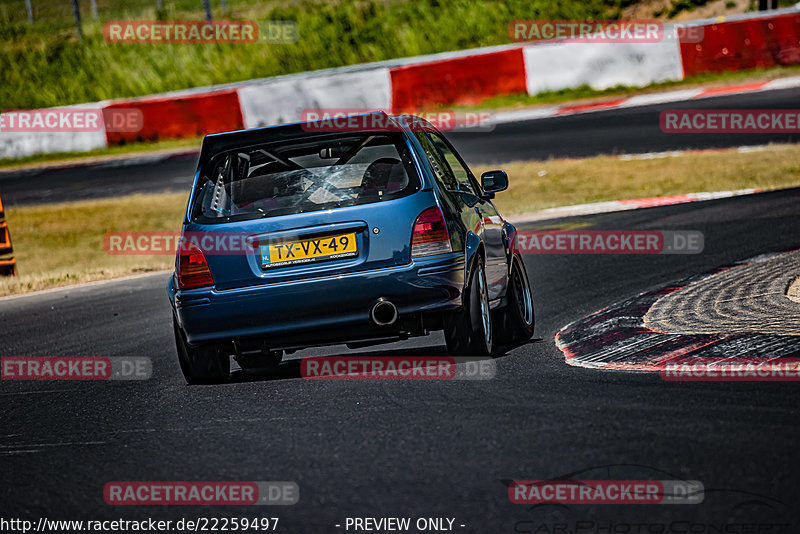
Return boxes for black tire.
[444,257,493,356]
[495,254,535,345]
[173,317,230,384]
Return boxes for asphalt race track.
[1,87,799,206]
[2,185,800,530]
[2,84,800,530]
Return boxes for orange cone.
[0,192,17,276]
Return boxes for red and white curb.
[554,249,800,372]
[509,187,761,224]
[618,144,773,160]
[485,76,800,128]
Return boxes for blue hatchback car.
[167,113,534,383]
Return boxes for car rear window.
[191,133,420,223]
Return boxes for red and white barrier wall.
[2,8,799,159]
[390,49,527,112]
[0,103,109,159]
[522,38,683,95]
[104,89,243,145]
[679,10,800,76]
[238,68,392,129]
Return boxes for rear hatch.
[182,129,432,291]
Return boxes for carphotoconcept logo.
[661,109,800,133]
[516,230,703,254]
[104,20,298,44]
[1,356,151,380]
[104,481,298,505]
[301,356,495,381]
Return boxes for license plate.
[260,232,358,269]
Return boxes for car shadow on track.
[225,338,543,384]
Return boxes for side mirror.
[480,170,508,198]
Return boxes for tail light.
[177,241,214,289]
[411,206,452,258]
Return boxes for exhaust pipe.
[371,298,398,326]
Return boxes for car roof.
[199,111,435,165]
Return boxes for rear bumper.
[169,252,465,346]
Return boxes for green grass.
[483,143,800,215]
[1,0,627,109]
[656,0,710,18]
[0,192,186,296]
